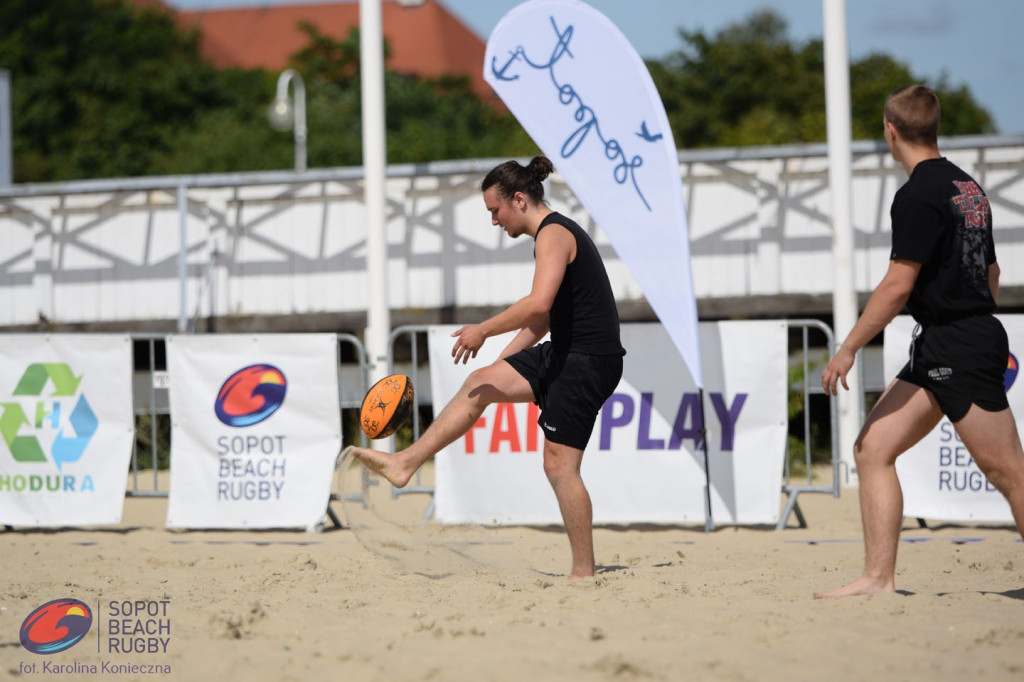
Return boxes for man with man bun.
[352,155,625,579]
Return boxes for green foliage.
[648,10,995,149]
[134,413,171,470]
[287,23,531,166]
[1,0,229,181]
[0,2,996,183]
[290,23,366,88]
[785,355,833,479]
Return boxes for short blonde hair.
[884,85,940,146]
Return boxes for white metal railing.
[1,137,1021,330]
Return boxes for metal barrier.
[121,324,840,529]
[127,334,169,498]
[387,325,435,519]
[388,321,842,529]
[778,319,841,530]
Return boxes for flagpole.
[699,387,714,532]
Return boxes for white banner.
[165,334,342,529]
[485,0,702,387]
[431,322,787,525]
[0,335,134,526]
[886,315,1018,522]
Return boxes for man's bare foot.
[569,563,596,580]
[813,576,896,599]
[351,447,413,488]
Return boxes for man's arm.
[497,316,550,362]
[822,258,921,395]
[452,224,573,364]
[989,261,1000,303]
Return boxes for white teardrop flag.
[484,0,702,387]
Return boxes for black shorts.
[505,341,623,450]
[896,314,1010,422]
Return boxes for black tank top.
[536,213,624,356]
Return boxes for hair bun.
[528,156,555,183]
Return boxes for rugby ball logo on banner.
[0,335,134,527]
[165,334,341,529]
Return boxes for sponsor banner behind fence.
[431,321,787,525]
[0,335,134,526]
[165,334,341,529]
[886,315,1019,522]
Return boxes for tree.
[1,3,994,183]
[648,10,994,149]
[0,0,233,182]
[0,3,532,181]
[284,23,533,167]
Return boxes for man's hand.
[451,325,486,365]
[821,345,856,396]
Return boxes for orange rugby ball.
[359,374,414,439]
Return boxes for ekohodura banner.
[0,335,134,526]
[886,315,1019,522]
[485,0,702,388]
[165,335,341,529]
[430,322,787,525]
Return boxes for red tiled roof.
[176,0,496,102]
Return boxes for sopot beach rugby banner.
[430,322,787,525]
[886,315,1021,522]
[165,334,341,529]
[485,0,702,388]
[0,335,134,526]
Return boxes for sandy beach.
[2,461,1023,682]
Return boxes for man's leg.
[542,440,594,579]
[353,360,534,487]
[952,405,1024,536]
[815,379,943,598]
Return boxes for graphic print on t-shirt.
[950,180,991,296]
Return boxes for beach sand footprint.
[335,448,540,579]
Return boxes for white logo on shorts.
[542,422,557,432]
[928,367,953,381]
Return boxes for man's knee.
[464,367,490,391]
[542,452,564,482]
[543,446,581,484]
[463,367,503,404]
[852,431,893,470]
[976,454,1024,496]
[852,432,870,466]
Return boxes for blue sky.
[168,0,1024,136]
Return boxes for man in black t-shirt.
[352,156,624,579]
[816,85,1024,598]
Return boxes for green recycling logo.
[0,363,97,471]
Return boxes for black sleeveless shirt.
[536,213,625,356]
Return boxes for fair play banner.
[430,322,787,525]
[0,335,134,526]
[166,334,342,529]
[485,0,702,388]
[886,315,1019,522]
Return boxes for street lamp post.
[0,69,12,186]
[268,68,307,172]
